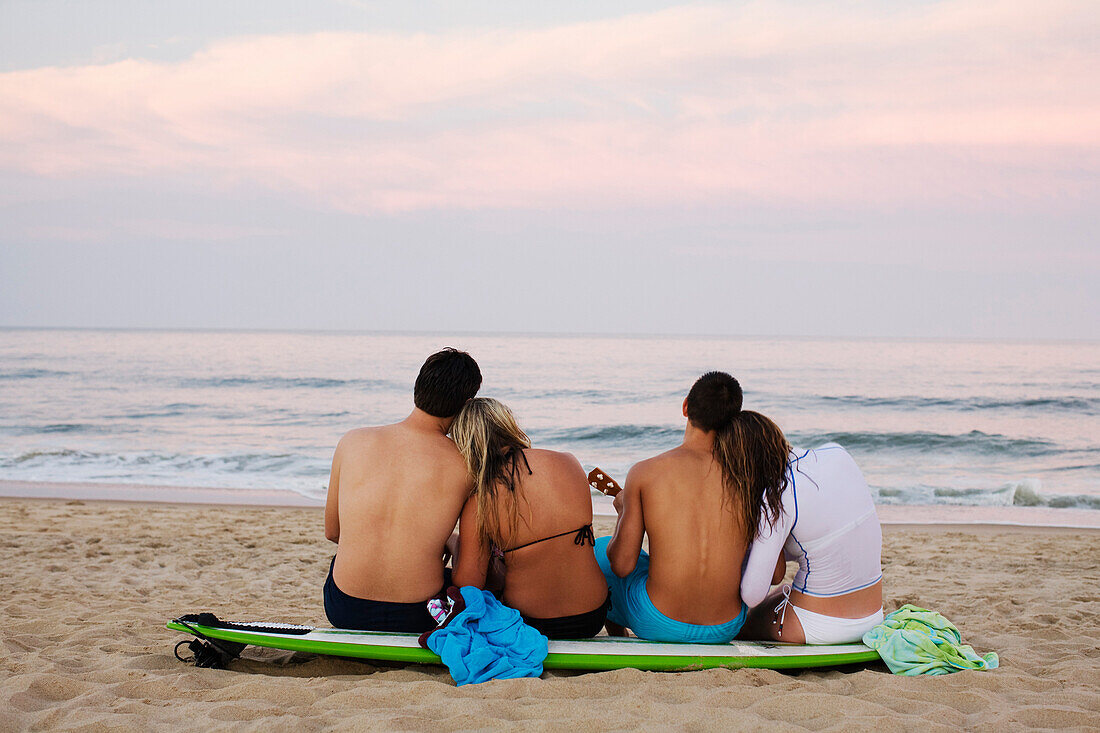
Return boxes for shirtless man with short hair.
[323,348,481,632]
[595,371,750,643]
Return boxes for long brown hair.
[713,410,790,540]
[450,397,531,549]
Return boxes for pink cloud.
[0,1,1096,213]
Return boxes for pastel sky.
[1,1,1097,338]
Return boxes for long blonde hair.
[451,398,531,549]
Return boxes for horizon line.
[1,324,1096,347]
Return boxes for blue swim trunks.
[594,536,746,643]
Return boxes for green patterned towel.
[862,604,999,676]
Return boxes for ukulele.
[587,467,623,498]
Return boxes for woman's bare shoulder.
[524,447,586,475]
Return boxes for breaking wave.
[177,376,402,390]
[0,449,329,497]
[533,424,684,448]
[808,394,1099,414]
[874,479,1100,511]
[788,430,1059,457]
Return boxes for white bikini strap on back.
[774,585,793,638]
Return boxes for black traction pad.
[176,612,314,636]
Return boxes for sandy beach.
[2,497,1097,731]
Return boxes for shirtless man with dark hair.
[596,371,751,643]
[323,348,481,632]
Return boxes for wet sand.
[1,498,1098,731]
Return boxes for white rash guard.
[741,443,882,608]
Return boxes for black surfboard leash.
[172,614,247,669]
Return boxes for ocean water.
[1,329,1098,517]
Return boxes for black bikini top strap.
[504,523,594,553]
[574,523,595,547]
[505,446,533,478]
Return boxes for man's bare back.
[325,412,470,602]
[322,347,482,618]
[601,371,748,640]
[612,435,748,625]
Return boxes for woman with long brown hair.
[735,412,884,644]
[450,398,609,639]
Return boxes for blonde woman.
[450,398,609,639]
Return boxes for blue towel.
[425,587,548,686]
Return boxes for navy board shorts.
[323,556,451,633]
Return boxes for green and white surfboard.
[167,618,880,672]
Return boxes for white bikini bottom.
[774,587,884,645]
[788,604,884,645]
